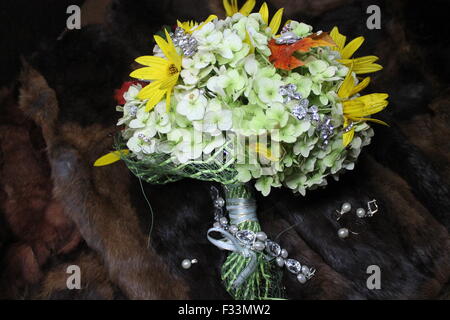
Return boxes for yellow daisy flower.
[330,27,383,75]
[177,15,218,34]
[338,69,389,147]
[130,29,182,112]
[223,0,256,16]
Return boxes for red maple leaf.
[269,32,336,71]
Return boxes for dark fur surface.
[0,0,449,299]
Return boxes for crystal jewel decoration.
[285,259,302,274]
[275,31,301,45]
[265,240,282,257]
[279,84,301,103]
[292,105,307,120]
[276,22,302,45]
[171,27,198,57]
[236,230,256,245]
[317,117,335,147]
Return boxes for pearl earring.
[335,202,352,221]
[181,258,198,269]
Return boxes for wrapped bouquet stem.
[210,183,282,299]
[94,0,389,300]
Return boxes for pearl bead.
[341,202,352,213]
[301,265,310,275]
[281,249,288,258]
[276,257,285,267]
[338,228,349,239]
[256,231,267,241]
[219,217,228,225]
[356,208,366,218]
[297,273,307,284]
[181,259,192,269]
[214,197,225,208]
[253,241,265,251]
[213,222,221,228]
[229,225,238,234]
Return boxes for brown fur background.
[0,0,449,299]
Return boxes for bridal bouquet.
[96,0,388,299]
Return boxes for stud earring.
[181,258,198,269]
[335,202,352,221]
[356,199,379,218]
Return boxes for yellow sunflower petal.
[197,15,218,31]
[163,30,181,65]
[341,36,364,59]
[137,81,162,99]
[135,55,168,67]
[223,0,237,16]
[350,77,371,96]
[269,8,284,35]
[259,2,269,24]
[341,55,378,64]
[239,0,256,16]
[338,68,355,99]
[154,35,171,59]
[353,63,383,74]
[343,99,365,113]
[344,94,388,117]
[145,88,167,112]
[177,19,188,31]
[245,30,255,54]
[94,150,129,167]
[343,129,355,147]
[330,26,346,52]
[130,66,166,80]
[357,93,389,106]
[159,75,179,90]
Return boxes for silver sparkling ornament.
[285,259,302,274]
[317,117,335,147]
[265,240,282,257]
[344,121,354,133]
[292,105,308,120]
[275,31,302,45]
[281,249,288,258]
[236,230,256,245]
[171,27,198,57]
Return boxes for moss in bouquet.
[222,184,284,300]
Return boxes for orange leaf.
[269,39,305,70]
[269,32,336,71]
